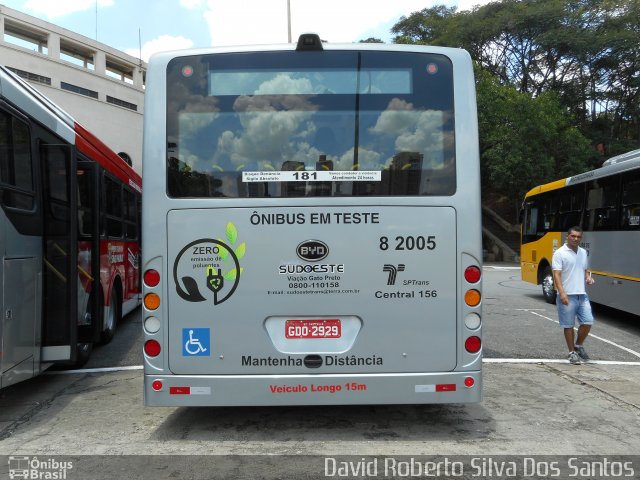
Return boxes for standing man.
[552,226,595,364]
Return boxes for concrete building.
[0,4,146,173]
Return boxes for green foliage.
[476,67,592,200]
[390,0,639,200]
[391,5,457,45]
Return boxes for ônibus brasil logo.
[173,222,245,305]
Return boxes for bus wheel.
[100,287,121,344]
[541,266,556,304]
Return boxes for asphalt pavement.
[1,360,639,455]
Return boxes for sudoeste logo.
[297,240,329,262]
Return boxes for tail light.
[464,264,481,307]
[464,265,481,283]
[144,316,161,333]
[465,336,481,353]
[464,313,481,330]
[464,289,481,307]
[143,268,162,360]
[144,339,161,357]
[144,293,160,310]
[144,269,160,287]
[463,263,481,359]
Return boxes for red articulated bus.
[0,65,141,389]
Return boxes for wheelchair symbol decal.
[182,328,210,356]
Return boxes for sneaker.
[575,346,590,362]
[568,351,582,365]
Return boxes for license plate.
[285,319,341,339]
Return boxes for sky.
[2,0,493,62]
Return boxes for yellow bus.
[520,148,640,315]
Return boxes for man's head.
[567,226,583,251]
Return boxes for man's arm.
[553,269,569,305]
[585,270,595,285]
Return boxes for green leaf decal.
[224,268,237,281]
[235,242,246,259]
[226,222,238,245]
[217,239,229,260]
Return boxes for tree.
[476,67,593,213]
[391,0,640,156]
[391,5,457,44]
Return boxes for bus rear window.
[166,50,455,198]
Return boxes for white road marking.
[519,308,640,359]
[483,358,640,366]
[46,365,143,375]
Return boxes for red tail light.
[464,265,481,283]
[144,339,161,357]
[465,336,481,353]
[144,269,160,287]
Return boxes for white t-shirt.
[552,243,589,295]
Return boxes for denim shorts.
[556,294,594,328]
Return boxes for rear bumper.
[144,371,482,406]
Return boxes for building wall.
[0,5,146,173]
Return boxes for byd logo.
[296,240,329,262]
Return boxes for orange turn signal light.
[464,289,481,307]
[144,293,160,310]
